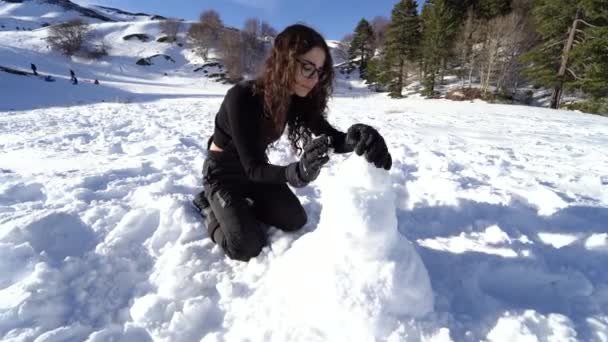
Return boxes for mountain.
[0,0,172,32]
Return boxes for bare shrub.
[188,10,223,59]
[46,19,89,56]
[160,19,181,42]
[241,17,267,75]
[218,28,244,82]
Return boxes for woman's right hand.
[286,135,330,187]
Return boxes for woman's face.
[291,46,326,97]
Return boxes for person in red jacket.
[194,24,391,261]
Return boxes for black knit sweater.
[210,81,350,184]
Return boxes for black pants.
[202,151,307,261]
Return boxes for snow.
[0,0,108,31]
[2,2,608,341]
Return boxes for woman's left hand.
[346,124,392,170]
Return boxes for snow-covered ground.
[2,1,608,341]
[2,82,608,341]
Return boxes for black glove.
[286,135,330,187]
[346,124,392,170]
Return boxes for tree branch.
[540,39,564,51]
[575,19,598,28]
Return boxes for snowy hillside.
[0,0,167,31]
[92,5,165,22]
[2,1,608,341]
[0,0,216,111]
[0,0,113,31]
[0,1,351,111]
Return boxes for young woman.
[194,24,392,261]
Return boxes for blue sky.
[74,0,426,40]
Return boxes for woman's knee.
[223,231,265,261]
[280,205,307,232]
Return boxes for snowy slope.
[0,0,113,32]
[1,89,608,341]
[0,16,214,111]
[0,0,357,111]
[92,5,164,22]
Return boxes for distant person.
[30,63,37,76]
[69,69,78,84]
[192,24,392,262]
[69,69,78,85]
[94,79,99,85]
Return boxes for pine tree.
[476,0,511,19]
[348,19,375,79]
[443,0,510,20]
[521,0,608,109]
[366,52,392,92]
[570,26,608,100]
[420,0,458,97]
[382,0,421,97]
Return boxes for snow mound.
[225,155,434,341]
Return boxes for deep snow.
[2,91,607,341]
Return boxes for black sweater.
[210,81,350,184]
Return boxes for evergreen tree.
[420,0,457,96]
[521,0,608,108]
[382,0,421,97]
[476,0,511,19]
[365,53,391,92]
[570,26,608,100]
[443,0,510,21]
[348,19,375,79]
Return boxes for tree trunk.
[397,58,404,97]
[484,46,496,94]
[550,9,580,109]
[440,57,446,85]
[468,49,476,88]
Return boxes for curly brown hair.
[253,24,335,155]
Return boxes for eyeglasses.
[296,58,325,80]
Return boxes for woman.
[194,24,392,261]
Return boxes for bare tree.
[188,9,224,59]
[333,33,354,62]
[495,12,536,93]
[46,19,89,56]
[242,17,267,75]
[260,21,277,38]
[453,8,482,88]
[479,12,533,94]
[160,19,181,42]
[218,28,244,81]
[243,17,260,36]
[370,16,390,50]
[200,10,223,29]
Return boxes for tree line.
[344,0,607,114]
[42,2,606,113]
